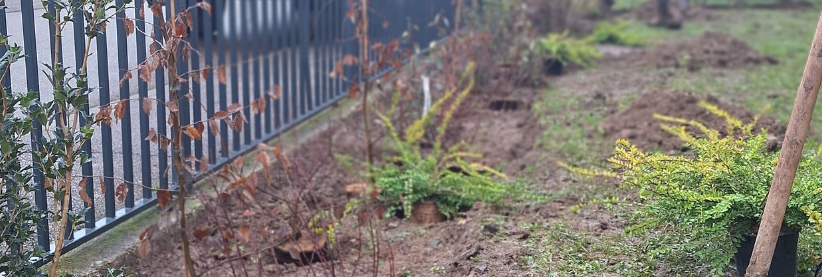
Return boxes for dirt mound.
[600,90,785,152]
[628,0,718,22]
[639,31,777,71]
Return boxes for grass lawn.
[524,5,822,276]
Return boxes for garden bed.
[601,90,786,152]
[638,31,778,71]
[92,6,814,276]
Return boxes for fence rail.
[0,0,458,265]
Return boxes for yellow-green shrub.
[371,62,527,219]
[538,31,602,68]
[563,101,822,275]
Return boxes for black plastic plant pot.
[543,58,565,76]
[734,230,800,277]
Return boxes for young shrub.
[538,31,602,68]
[370,62,519,219]
[564,101,822,275]
[0,42,45,277]
[587,20,645,46]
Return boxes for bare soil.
[638,31,778,71]
[601,90,786,152]
[97,20,790,277]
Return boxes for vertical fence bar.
[239,0,251,145]
[135,0,153,200]
[311,0,319,111]
[157,1,169,190]
[288,0,297,125]
[116,0,136,208]
[229,0,241,152]
[250,0,262,140]
[71,0,96,228]
[273,0,283,132]
[21,0,49,252]
[204,0,216,165]
[97,6,116,219]
[189,0,203,164]
[262,0,273,135]
[320,0,329,104]
[217,0,229,160]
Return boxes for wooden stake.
[746,8,822,277]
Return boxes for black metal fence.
[0,0,458,264]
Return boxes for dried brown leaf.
[217,65,227,84]
[142,97,153,115]
[233,114,244,133]
[157,190,171,208]
[145,128,158,143]
[255,151,270,173]
[185,125,202,140]
[183,11,193,29]
[214,110,229,119]
[114,100,127,122]
[208,119,219,136]
[138,240,151,259]
[116,183,128,202]
[343,54,358,65]
[238,226,250,244]
[258,97,267,112]
[227,103,243,114]
[202,65,211,80]
[166,100,179,113]
[196,2,212,15]
[139,64,152,83]
[349,83,360,98]
[79,178,92,206]
[251,100,259,114]
[233,156,244,170]
[119,70,133,87]
[159,136,171,151]
[194,228,211,239]
[174,23,187,37]
[124,17,135,36]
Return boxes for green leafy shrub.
[0,41,46,277]
[371,62,522,219]
[538,31,602,68]
[564,101,822,275]
[587,20,645,46]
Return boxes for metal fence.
[0,0,458,264]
